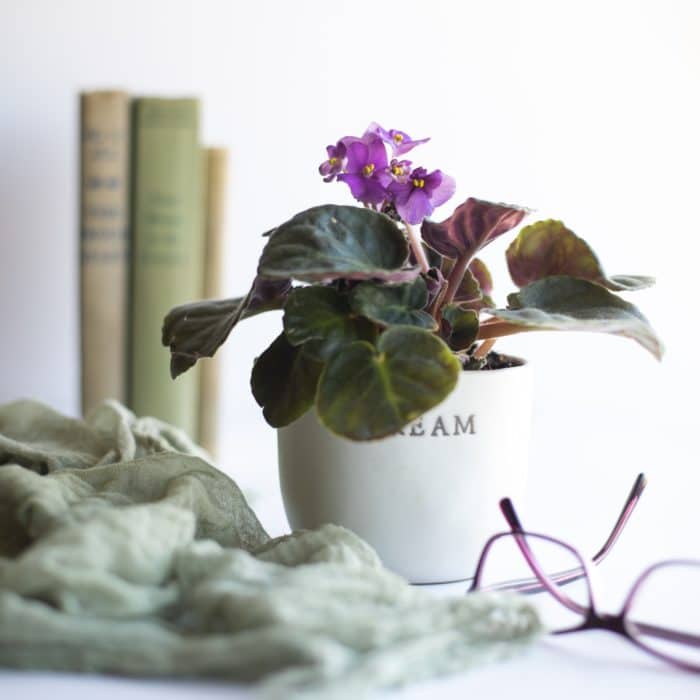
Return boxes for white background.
[1,1,699,697]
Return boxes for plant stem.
[404,222,430,274]
[477,320,530,340]
[473,338,496,359]
[429,283,448,321]
[442,253,470,307]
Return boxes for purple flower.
[388,158,412,183]
[388,167,456,224]
[337,134,392,205]
[365,122,430,156]
[319,141,347,182]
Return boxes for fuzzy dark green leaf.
[489,276,663,360]
[316,326,460,441]
[468,258,494,296]
[250,333,323,427]
[162,277,291,378]
[507,220,654,292]
[441,304,480,351]
[283,286,375,361]
[258,205,415,282]
[349,277,437,330]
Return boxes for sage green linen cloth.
[0,399,540,698]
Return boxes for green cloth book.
[129,98,204,437]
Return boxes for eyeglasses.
[467,474,700,672]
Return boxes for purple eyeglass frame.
[466,473,700,673]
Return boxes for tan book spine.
[198,148,229,457]
[79,91,130,415]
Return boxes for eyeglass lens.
[478,533,591,632]
[625,561,700,667]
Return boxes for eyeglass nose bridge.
[573,611,627,636]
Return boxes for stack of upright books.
[79,91,229,458]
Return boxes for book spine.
[79,91,130,416]
[129,98,204,436]
[198,148,229,457]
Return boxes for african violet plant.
[162,123,662,441]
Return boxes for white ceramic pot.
[277,361,533,583]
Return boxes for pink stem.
[405,222,430,274]
[442,253,470,306]
[477,320,531,339]
[473,338,497,359]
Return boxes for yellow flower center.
[329,157,338,166]
[363,163,375,177]
[393,133,404,143]
[392,165,403,176]
[412,178,425,188]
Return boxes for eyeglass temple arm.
[630,621,700,648]
[592,472,647,564]
[492,473,647,595]
[500,473,647,564]
[499,497,525,533]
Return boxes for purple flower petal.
[387,180,411,204]
[337,173,370,201]
[393,133,431,156]
[365,123,431,156]
[345,140,370,174]
[427,171,456,207]
[319,142,347,182]
[335,134,392,204]
[362,177,391,204]
[337,173,389,205]
[366,134,389,169]
[388,167,456,224]
[389,158,412,183]
[397,188,433,224]
[364,122,391,142]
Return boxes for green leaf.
[349,277,437,330]
[258,205,414,282]
[468,258,494,296]
[163,297,243,378]
[441,304,480,351]
[283,286,376,361]
[423,242,444,269]
[441,257,495,310]
[316,326,460,441]
[507,220,654,292]
[489,276,663,360]
[251,333,323,427]
[162,277,291,378]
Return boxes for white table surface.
[0,618,697,700]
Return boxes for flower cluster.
[319,122,455,225]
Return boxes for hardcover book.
[198,147,229,457]
[129,97,204,436]
[79,90,130,415]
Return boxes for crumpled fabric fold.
[0,399,540,698]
